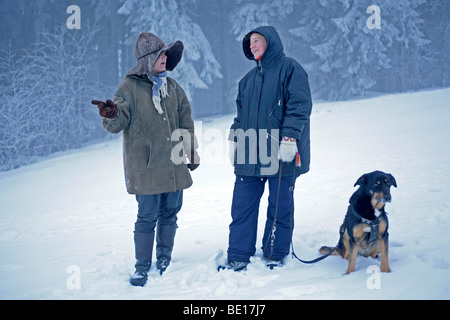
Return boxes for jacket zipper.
[268,99,282,119]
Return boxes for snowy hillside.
[1,88,449,300]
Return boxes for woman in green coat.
[92,32,199,286]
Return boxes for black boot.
[156,224,177,275]
[217,260,249,272]
[265,259,284,270]
[156,257,171,275]
[131,232,154,286]
[130,266,149,287]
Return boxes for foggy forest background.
[0,0,449,171]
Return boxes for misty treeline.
[0,0,449,171]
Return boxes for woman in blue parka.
[224,26,313,270]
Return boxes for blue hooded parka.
[230,26,312,177]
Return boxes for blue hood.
[242,26,285,66]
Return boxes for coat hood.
[126,32,184,76]
[242,26,285,66]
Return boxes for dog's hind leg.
[368,246,380,259]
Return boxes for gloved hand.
[187,150,200,171]
[279,137,298,162]
[92,99,118,119]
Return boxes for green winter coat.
[103,75,197,195]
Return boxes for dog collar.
[349,205,380,244]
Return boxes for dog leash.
[262,160,283,260]
[284,161,338,264]
[291,240,338,264]
[264,160,338,264]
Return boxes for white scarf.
[148,72,169,114]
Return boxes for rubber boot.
[131,232,154,286]
[155,224,177,274]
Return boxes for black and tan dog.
[320,171,397,274]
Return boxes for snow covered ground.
[1,88,449,300]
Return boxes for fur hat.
[126,32,184,76]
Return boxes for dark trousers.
[134,191,183,270]
[227,175,296,262]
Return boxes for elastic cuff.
[282,136,296,142]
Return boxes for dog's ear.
[354,174,368,187]
[387,173,397,187]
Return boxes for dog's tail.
[319,246,340,256]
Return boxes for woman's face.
[249,33,267,60]
[153,52,167,74]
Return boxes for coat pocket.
[146,145,152,168]
[127,143,152,173]
[267,99,283,129]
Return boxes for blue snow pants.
[227,175,296,262]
